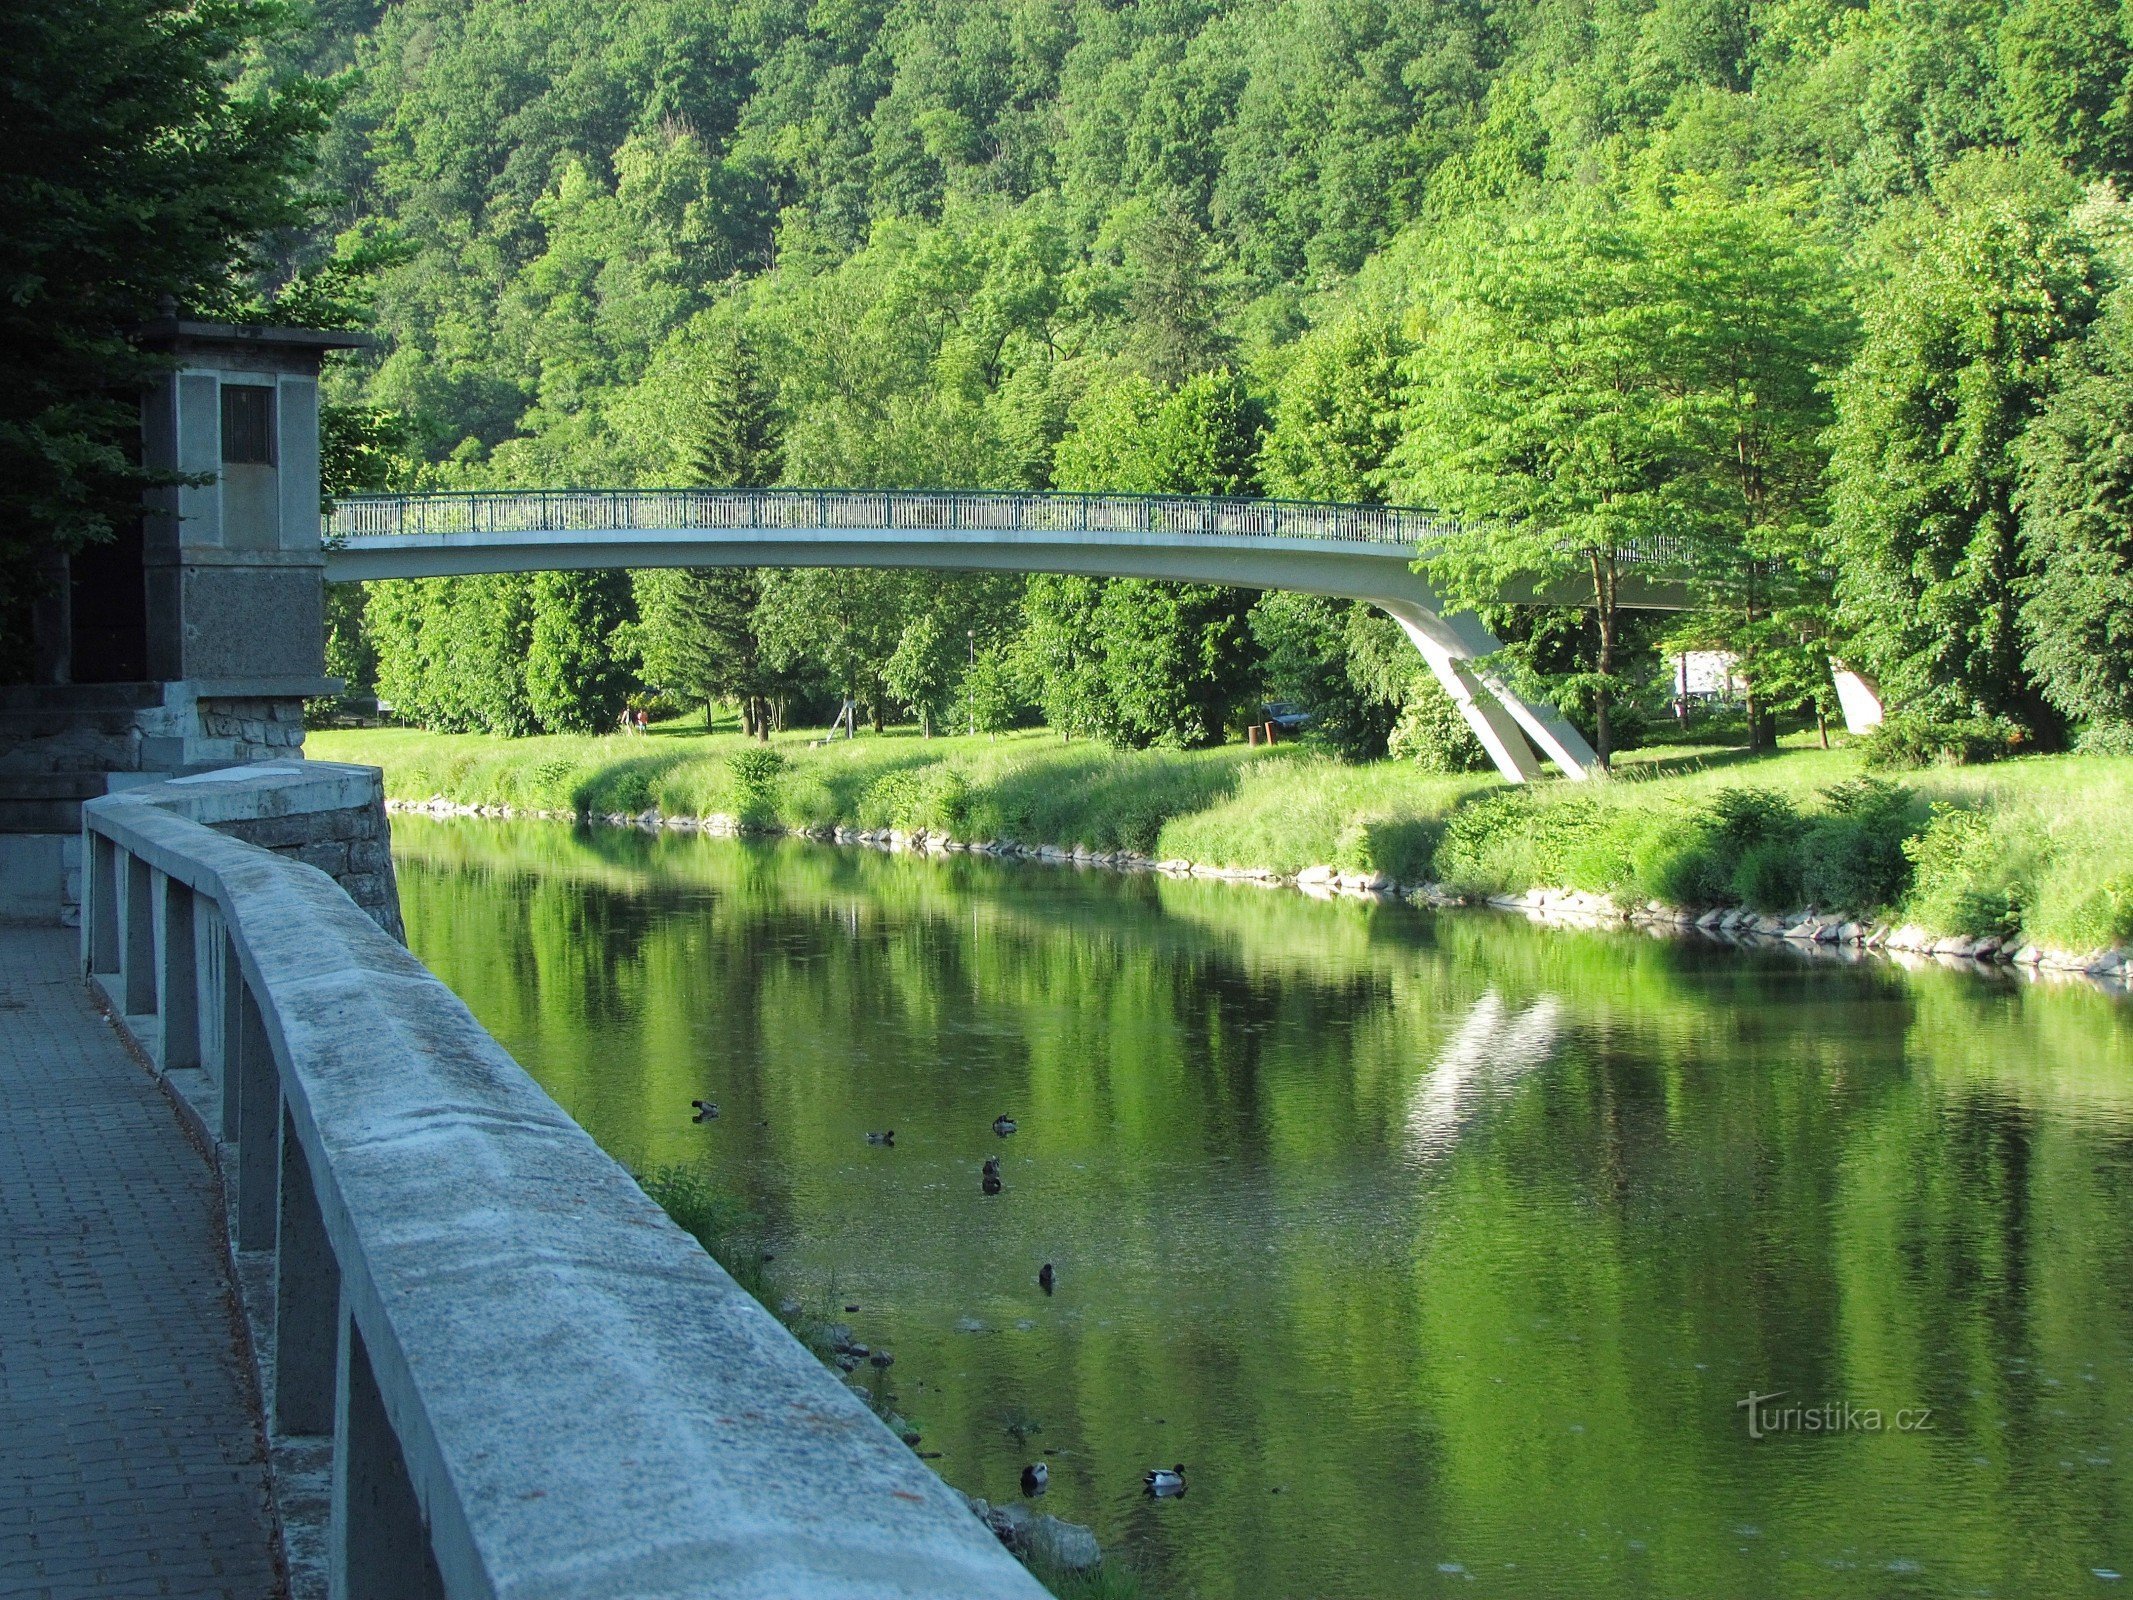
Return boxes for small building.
[3,320,362,919]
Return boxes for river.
[390,816,2133,1600]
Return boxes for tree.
[628,327,786,733]
[526,571,637,734]
[1040,367,1268,747]
[1259,309,1409,503]
[1826,153,2104,733]
[1641,184,1853,746]
[0,0,330,673]
[2018,287,2133,730]
[1249,593,1409,758]
[1392,208,1685,765]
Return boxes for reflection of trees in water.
[391,817,2133,1600]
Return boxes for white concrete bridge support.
[1378,607,1599,782]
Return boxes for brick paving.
[0,928,281,1600]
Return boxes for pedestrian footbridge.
[327,488,1692,782]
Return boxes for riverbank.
[309,724,2133,980]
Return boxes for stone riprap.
[81,774,1048,1600]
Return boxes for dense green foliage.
[0,0,330,670]
[41,0,2133,745]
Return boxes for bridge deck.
[0,929,279,1600]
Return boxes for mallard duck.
[691,1099,719,1120]
[1022,1462,1049,1496]
[1038,1262,1055,1294]
[982,1155,1002,1178]
[1144,1464,1186,1496]
[982,1173,1003,1195]
[866,1130,896,1146]
[993,1115,1018,1137]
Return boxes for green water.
[390,816,2133,1600]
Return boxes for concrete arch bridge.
[325,487,1696,783]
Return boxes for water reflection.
[1406,992,1564,1160]
[391,818,2133,1600]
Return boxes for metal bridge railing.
[326,488,1707,571]
[327,487,1468,546]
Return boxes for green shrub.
[1625,809,1728,905]
[858,765,976,833]
[2074,722,2133,758]
[1731,839,1803,909]
[727,747,787,822]
[1387,677,1490,773]
[1863,714,2022,769]
[1429,792,1605,893]
[1900,804,2023,937]
[1798,777,1917,913]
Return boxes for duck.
[982,1173,1003,1196]
[1144,1464,1187,1496]
[1022,1462,1049,1496]
[981,1155,1002,1178]
[1038,1262,1055,1294]
[993,1115,1018,1137]
[691,1099,719,1121]
[866,1130,896,1147]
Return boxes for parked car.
[1262,701,1313,731]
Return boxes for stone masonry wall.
[192,697,307,764]
[212,801,404,943]
[121,762,406,944]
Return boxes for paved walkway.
[0,928,281,1600]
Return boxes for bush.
[1863,714,2023,768]
[727,747,787,822]
[1799,777,1917,913]
[1900,804,2023,937]
[1606,788,1802,909]
[1430,791,1603,892]
[1387,677,1490,773]
[2074,721,2133,758]
[858,764,974,834]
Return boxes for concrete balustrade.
[81,769,1045,1600]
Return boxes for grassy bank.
[311,721,2133,954]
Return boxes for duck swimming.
[982,1173,1003,1195]
[1038,1262,1055,1294]
[993,1115,1017,1137]
[1022,1462,1049,1496]
[866,1130,896,1146]
[691,1099,719,1121]
[1144,1464,1187,1496]
[982,1156,1001,1178]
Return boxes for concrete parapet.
[104,761,404,941]
[79,776,1046,1600]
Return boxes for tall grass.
[313,724,2133,950]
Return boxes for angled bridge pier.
[327,489,1680,782]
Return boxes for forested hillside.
[298,0,2133,760]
